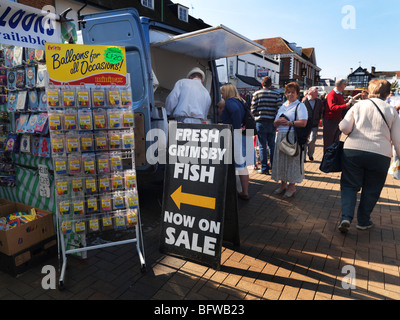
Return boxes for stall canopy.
[151,24,265,60]
[235,74,262,87]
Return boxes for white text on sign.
[164,211,220,256]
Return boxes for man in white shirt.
[165,67,211,124]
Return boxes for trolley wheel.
[58,280,65,291]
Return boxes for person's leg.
[307,127,318,160]
[357,153,391,228]
[273,180,287,194]
[256,121,269,173]
[340,149,363,227]
[323,119,339,151]
[239,173,249,196]
[322,119,331,152]
[265,122,276,168]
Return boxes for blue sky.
[176,0,400,79]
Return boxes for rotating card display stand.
[47,76,146,289]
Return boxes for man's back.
[251,88,282,121]
[324,89,346,121]
[165,78,211,121]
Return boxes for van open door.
[80,8,153,171]
[147,24,265,124]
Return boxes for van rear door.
[80,9,152,171]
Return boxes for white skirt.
[271,130,305,184]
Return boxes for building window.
[178,5,189,22]
[141,0,154,10]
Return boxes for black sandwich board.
[160,122,240,269]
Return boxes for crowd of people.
[166,68,400,234]
[222,76,400,233]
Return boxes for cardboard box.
[0,200,55,256]
[0,235,57,277]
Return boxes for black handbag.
[240,100,257,135]
[319,140,344,173]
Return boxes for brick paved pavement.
[1,133,400,300]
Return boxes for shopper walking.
[304,87,324,161]
[219,83,251,200]
[250,76,282,174]
[323,79,353,151]
[272,82,308,198]
[338,79,400,233]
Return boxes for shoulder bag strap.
[304,99,314,117]
[294,102,301,121]
[368,99,390,129]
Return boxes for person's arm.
[165,81,181,115]
[250,92,258,114]
[295,103,308,128]
[318,99,324,120]
[291,119,307,128]
[224,100,242,130]
[274,116,287,127]
[391,114,400,159]
[327,93,351,112]
[339,107,355,135]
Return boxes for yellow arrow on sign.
[171,186,216,210]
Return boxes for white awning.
[151,25,265,60]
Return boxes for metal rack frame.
[46,76,146,290]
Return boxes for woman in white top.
[338,79,400,233]
[272,82,308,198]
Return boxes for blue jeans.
[256,121,276,172]
[340,149,391,226]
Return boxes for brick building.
[254,37,321,89]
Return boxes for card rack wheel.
[58,280,65,291]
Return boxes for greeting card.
[20,134,32,154]
[39,137,51,158]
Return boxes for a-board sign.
[160,122,239,269]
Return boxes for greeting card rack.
[47,77,146,289]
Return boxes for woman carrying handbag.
[272,82,308,198]
[338,79,400,233]
[219,84,253,200]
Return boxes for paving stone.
[1,131,400,300]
